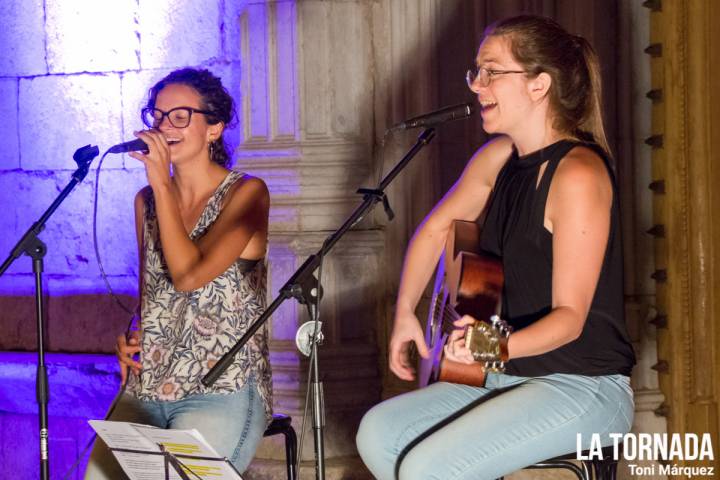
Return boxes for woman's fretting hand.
[443,315,475,364]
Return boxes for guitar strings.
[442,303,461,322]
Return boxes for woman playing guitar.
[357,14,635,480]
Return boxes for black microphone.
[391,102,475,131]
[108,138,148,154]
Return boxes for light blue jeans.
[84,382,267,479]
[356,373,633,480]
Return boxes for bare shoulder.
[225,174,270,212]
[551,145,612,207]
[465,135,514,187]
[555,145,611,190]
[134,185,152,207]
[470,134,514,166]
[238,174,269,192]
[233,174,269,198]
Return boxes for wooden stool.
[263,413,298,480]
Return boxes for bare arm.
[152,176,270,291]
[128,129,270,292]
[389,135,513,380]
[507,146,613,359]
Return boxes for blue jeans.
[356,373,633,480]
[84,382,267,479]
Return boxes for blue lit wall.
[0,1,246,476]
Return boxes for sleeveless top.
[479,139,635,377]
[127,171,273,422]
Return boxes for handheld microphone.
[108,138,148,154]
[391,102,475,131]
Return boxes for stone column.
[232,2,382,478]
[647,0,720,475]
[615,1,669,478]
[374,0,485,400]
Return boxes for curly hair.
[146,68,237,167]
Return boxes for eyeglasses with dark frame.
[141,106,215,129]
[466,67,526,90]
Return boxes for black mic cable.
[61,311,139,479]
[92,148,136,315]
[62,142,143,478]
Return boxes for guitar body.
[419,220,506,387]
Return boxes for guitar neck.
[440,305,461,335]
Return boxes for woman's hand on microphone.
[128,129,172,190]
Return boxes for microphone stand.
[202,128,437,479]
[0,144,99,480]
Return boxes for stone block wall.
[0,1,253,477]
[0,352,117,478]
[0,1,384,478]
[0,1,667,479]
[0,0,244,352]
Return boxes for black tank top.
[479,139,635,377]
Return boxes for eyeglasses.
[141,106,214,129]
[466,67,526,90]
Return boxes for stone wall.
[0,1,669,479]
[1,0,384,478]
[0,0,245,352]
[0,1,255,478]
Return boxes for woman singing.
[357,15,635,480]
[85,68,271,478]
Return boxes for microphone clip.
[73,144,100,168]
[71,144,100,182]
[357,188,394,221]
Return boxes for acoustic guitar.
[419,220,511,387]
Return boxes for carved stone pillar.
[232,2,382,478]
[647,0,720,475]
[616,2,668,478]
[374,0,446,399]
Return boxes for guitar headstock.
[464,315,512,372]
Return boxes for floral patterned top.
[127,171,273,423]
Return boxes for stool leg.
[580,461,592,480]
[606,460,618,480]
[592,458,618,480]
[595,459,618,480]
[284,426,298,480]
